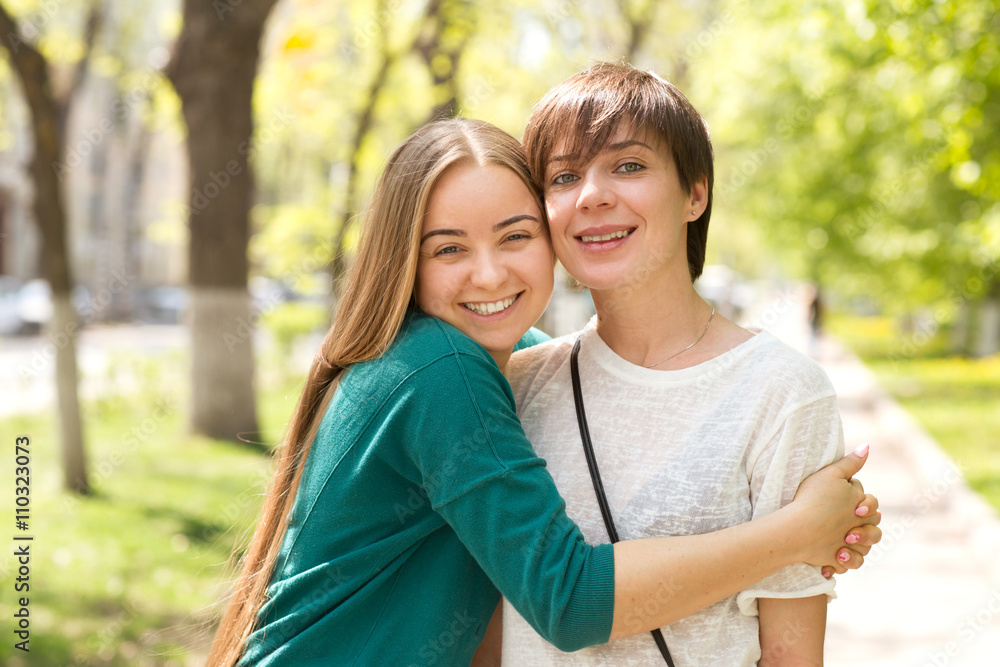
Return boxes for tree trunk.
[118,114,152,321]
[53,296,87,490]
[618,0,656,62]
[329,52,394,304]
[975,282,1000,358]
[166,0,277,440]
[87,94,115,321]
[329,0,458,303]
[0,3,90,493]
[948,299,970,355]
[414,0,473,125]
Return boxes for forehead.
[423,163,539,228]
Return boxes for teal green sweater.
[240,311,614,666]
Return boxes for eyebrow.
[420,214,541,243]
[548,139,654,165]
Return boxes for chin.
[475,333,519,356]
[567,269,630,292]
[559,257,623,287]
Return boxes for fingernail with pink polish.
[823,570,832,578]
[855,505,868,516]
[852,443,869,457]
[846,533,860,544]
[838,551,851,562]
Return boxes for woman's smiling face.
[415,162,554,368]
[542,128,707,293]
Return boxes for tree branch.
[617,0,657,61]
[0,2,62,172]
[413,0,476,123]
[329,0,448,298]
[59,0,104,134]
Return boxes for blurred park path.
[0,325,186,418]
[751,285,1000,667]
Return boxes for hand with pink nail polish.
[788,443,882,574]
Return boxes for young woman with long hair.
[208,118,881,666]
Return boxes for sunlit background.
[0,0,998,664]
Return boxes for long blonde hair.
[207,118,542,666]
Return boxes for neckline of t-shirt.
[579,316,773,386]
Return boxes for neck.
[591,273,712,368]
[490,350,511,373]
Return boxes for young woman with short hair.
[499,62,865,665]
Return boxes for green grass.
[0,350,306,667]
[829,314,1000,513]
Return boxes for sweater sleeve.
[736,392,845,615]
[391,348,614,652]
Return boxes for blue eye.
[505,233,530,242]
[435,246,459,256]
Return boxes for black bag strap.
[570,336,675,667]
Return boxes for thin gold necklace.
[644,307,716,368]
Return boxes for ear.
[687,174,709,220]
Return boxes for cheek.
[525,245,556,292]
[548,231,578,266]
[544,199,571,234]
[414,264,450,315]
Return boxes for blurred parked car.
[0,276,23,335]
[249,276,298,314]
[0,278,92,336]
[135,286,189,324]
[16,279,54,334]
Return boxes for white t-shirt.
[501,319,843,666]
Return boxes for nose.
[470,249,509,290]
[576,170,614,211]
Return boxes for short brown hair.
[523,62,714,282]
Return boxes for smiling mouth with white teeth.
[462,293,521,316]
[579,229,634,242]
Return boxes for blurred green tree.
[247,0,716,315]
[698,0,999,355]
[329,0,481,303]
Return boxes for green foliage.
[695,0,1000,314]
[260,301,328,385]
[4,0,993,319]
[247,0,711,291]
[263,302,326,342]
[250,204,336,280]
[246,0,1000,324]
